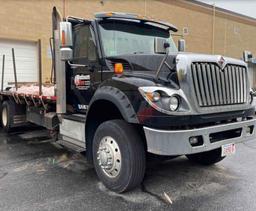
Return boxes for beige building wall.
[0,0,255,82]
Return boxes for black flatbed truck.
[0,8,255,193]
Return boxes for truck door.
[66,23,99,114]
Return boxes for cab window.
[73,24,97,64]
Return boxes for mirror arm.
[164,60,172,70]
[155,48,169,79]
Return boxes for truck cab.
[1,9,255,193]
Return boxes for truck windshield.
[98,20,177,57]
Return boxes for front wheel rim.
[97,136,121,178]
[2,107,7,127]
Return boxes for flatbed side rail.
[0,91,57,108]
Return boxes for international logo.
[218,56,226,71]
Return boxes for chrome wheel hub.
[2,107,7,127]
[97,136,121,178]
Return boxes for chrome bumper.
[144,118,256,156]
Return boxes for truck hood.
[106,52,247,90]
[106,53,179,89]
[106,53,177,72]
[106,52,246,72]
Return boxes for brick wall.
[0,0,255,82]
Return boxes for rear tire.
[186,148,225,165]
[1,101,14,133]
[93,120,146,193]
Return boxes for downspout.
[212,3,216,54]
[63,0,66,18]
[224,19,227,55]
[144,0,147,16]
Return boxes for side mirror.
[60,47,73,61]
[154,37,170,54]
[59,22,73,61]
[178,39,186,52]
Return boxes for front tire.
[93,120,146,193]
[186,148,225,165]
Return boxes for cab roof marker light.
[95,12,138,19]
[106,12,113,17]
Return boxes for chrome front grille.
[191,62,247,107]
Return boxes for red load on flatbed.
[0,85,57,108]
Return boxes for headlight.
[145,91,161,102]
[169,95,179,111]
[138,86,191,115]
[139,87,181,114]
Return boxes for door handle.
[68,61,88,69]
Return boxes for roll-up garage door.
[0,40,38,89]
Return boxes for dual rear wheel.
[0,101,14,132]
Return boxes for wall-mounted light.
[183,27,189,36]
[100,0,107,5]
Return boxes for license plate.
[221,143,236,157]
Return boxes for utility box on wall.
[243,51,256,90]
[248,61,256,89]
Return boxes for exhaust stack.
[52,7,66,114]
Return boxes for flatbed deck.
[0,90,56,109]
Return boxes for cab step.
[57,138,85,152]
[58,114,86,152]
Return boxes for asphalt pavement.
[0,127,256,211]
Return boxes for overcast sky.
[197,0,256,19]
